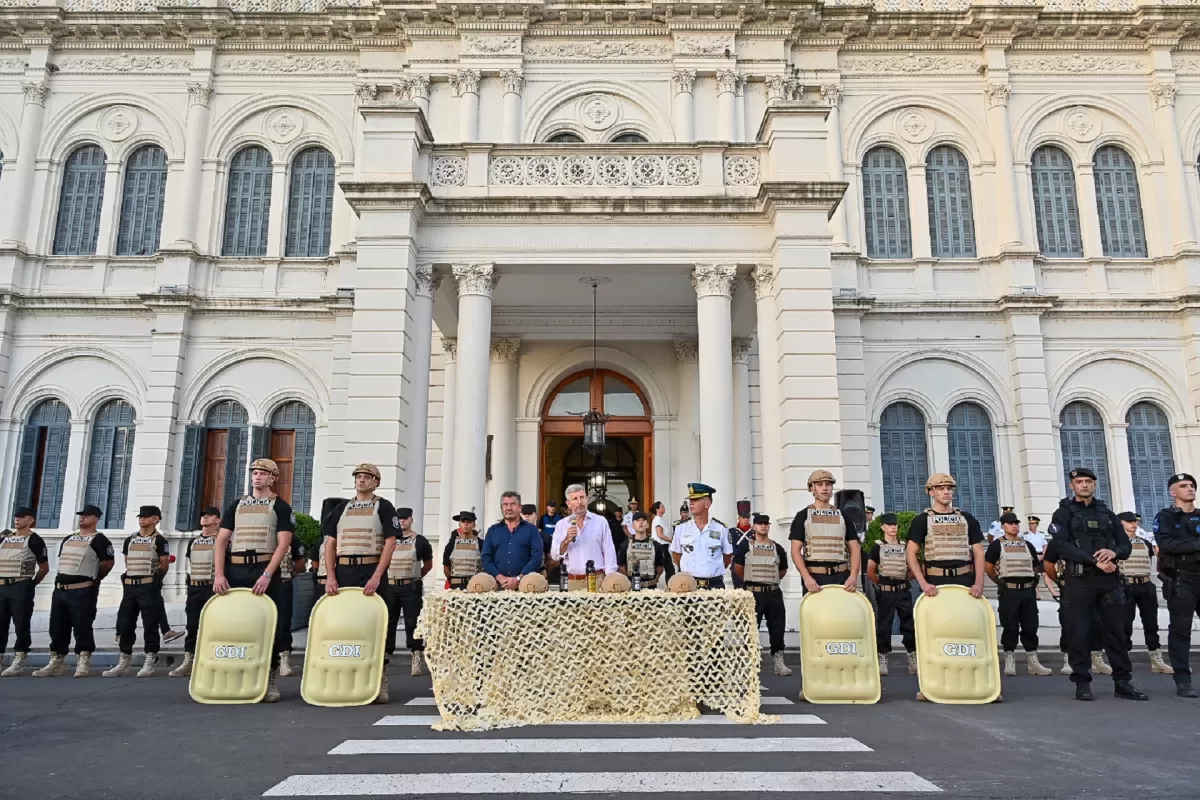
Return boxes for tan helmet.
[925,473,957,491]
[807,469,836,488]
[352,462,381,480]
[599,573,632,594]
[249,458,279,476]
[466,572,498,593]
[667,573,699,593]
[518,573,549,593]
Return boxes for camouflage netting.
[415,589,774,731]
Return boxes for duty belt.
[744,583,780,593]
[448,577,469,589]
[189,578,213,587]
[1001,579,1038,591]
[121,576,155,586]
[1123,576,1151,585]
[808,563,849,575]
[56,580,94,590]
[877,582,909,592]
[229,553,271,565]
[337,555,380,566]
[389,577,420,585]
[567,573,590,581]
[0,576,32,585]
[695,577,720,588]
[926,564,973,577]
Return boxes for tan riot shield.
[914,584,1001,704]
[301,587,389,707]
[189,588,277,704]
[799,587,880,704]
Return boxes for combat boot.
[877,653,889,676]
[1091,651,1113,675]
[772,652,792,677]
[411,650,425,677]
[137,653,158,678]
[1060,657,1072,675]
[74,652,92,678]
[1149,650,1173,674]
[1114,680,1149,701]
[906,651,918,675]
[278,650,294,677]
[1026,652,1052,676]
[1176,682,1197,698]
[103,653,133,678]
[1003,651,1016,677]
[1,652,27,677]
[33,653,66,677]
[375,673,390,704]
[1074,684,1093,701]
[263,669,280,703]
[169,652,194,678]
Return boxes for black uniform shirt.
[732,538,788,583]
[788,508,857,565]
[1153,506,1200,574]
[55,532,114,582]
[1047,498,1129,576]
[220,497,297,538]
[906,511,984,568]
[325,497,402,543]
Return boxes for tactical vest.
[316,536,328,579]
[0,532,37,579]
[626,539,656,577]
[336,498,384,556]
[124,535,160,578]
[449,536,482,578]
[231,496,279,554]
[997,538,1035,581]
[877,542,908,582]
[1120,538,1152,578]
[924,509,971,563]
[188,535,217,581]
[279,548,294,582]
[804,507,848,563]
[744,540,781,585]
[1065,506,1118,557]
[388,535,423,580]
[58,533,102,578]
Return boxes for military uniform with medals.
[669,484,733,589]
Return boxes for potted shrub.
[291,512,321,630]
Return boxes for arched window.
[946,402,998,522]
[1126,401,1174,519]
[284,146,335,258]
[611,133,648,143]
[1059,401,1110,503]
[1093,145,1147,258]
[115,145,168,256]
[84,400,137,528]
[547,133,583,144]
[53,144,107,256]
[13,399,72,528]
[175,399,249,530]
[862,146,912,259]
[222,145,273,257]
[925,145,976,258]
[1031,145,1083,258]
[878,402,929,513]
[250,401,316,514]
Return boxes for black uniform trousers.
[655,542,675,581]
[150,574,171,635]
[385,579,424,654]
[1123,580,1161,652]
[1062,575,1132,684]
[226,561,285,670]
[182,582,213,654]
[1164,572,1200,683]
[278,579,294,652]
[874,583,915,654]
[1055,587,1103,652]
[997,585,1039,653]
[747,584,786,654]
[47,585,99,655]
[0,580,36,653]
[116,580,163,655]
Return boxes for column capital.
[819,83,842,108]
[21,80,47,107]
[490,337,521,364]
[500,69,524,95]
[674,337,699,364]
[354,82,379,105]
[452,262,496,297]
[748,263,775,300]
[1151,81,1178,109]
[716,69,741,95]
[732,337,753,363]
[692,263,737,298]
[765,74,789,104]
[407,74,431,102]
[414,264,443,299]
[983,82,1011,109]
[442,337,458,362]
[187,81,213,108]
[672,69,696,94]
[451,69,482,97]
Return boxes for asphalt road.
[2,657,1197,800]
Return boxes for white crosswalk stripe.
[329,736,873,754]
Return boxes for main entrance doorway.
[540,369,653,514]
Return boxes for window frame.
[861,146,913,260]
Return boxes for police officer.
[33,505,115,678]
[985,512,1052,677]
[728,501,753,589]
[906,473,986,598]
[867,513,916,676]
[988,505,1016,543]
[1023,516,1047,556]
[276,532,304,678]
[104,506,171,678]
[789,470,860,594]
[864,506,875,525]
[443,511,482,589]
[0,507,49,677]
[669,483,733,588]
[386,507,433,681]
[168,507,221,678]
[212,458,296,703]
[732,513,790,675]
[1049,467,1147,701]
[618,511,664,587]
[1116,511,1171,674]
[1153,472,1200,697]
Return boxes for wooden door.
[201,429,228,511]
[271,430,296,506]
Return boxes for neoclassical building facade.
[1,0,1198,611]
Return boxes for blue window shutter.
[86,400,137,528]
[107,424,135,528]
[84,424,116,515]
[13,424,39,513]
[946,402,999,521]
[1031,146,1083,258]
[115,145,168,257]
[862,146,912,259]
[1126,402,1174,518]
[285,147,335,257]
[879,402,929,512]
[925,146,977,258]
[176,424,206,531]
[250,425,270,462]
[293,425,316,515]
[1093,146,1147,258]
[38,423,71,529]
[223,425,249,511]
[222,146,273,257]
[52,144,107,256]
[1059,402,1111,504]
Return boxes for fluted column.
[175,82,213,247]
[734,73,747,143]
[437,338,458,541]
[452,70,481,143]
[672,70,696,143]
[749,266,784,514]
[716,70,739,143]
[674,338,700,504]
[821,84,848,248]
[486,338,520,513]
[731,337,753,505]
[500,70,524,144]
[405,265,440,519]
[4,80,48,248]
[450,263,495,517]
[983,82,1024,249]
[1150,80,1196,250]
[693,263,737,523]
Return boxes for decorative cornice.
[731,337,753,364]
[461,34,522,56]
[215,55,356,75]
[526,39,671,60]
[450,69,481,96]
[490,337,521,364]
[841,54,978,75]
[1151,81,1178,110]
[674,337,699,364]
[452,262,496,297]
[55,53,190,74]
[692,263,737,299]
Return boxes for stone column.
[716,71,740,143]
[1002,302,1061,515]
[693,263,737,524]
[908,163,932,259]
[486,337,520,512]
[1150,81,1196,250]
[1075,163,1105,258]
[1108,422,1136,511]
[749,266,784,512]
[94,162,122,257]
[264,161,288,258]
[731,337,753,505]
[734,73,747,143]
[984,82,1024,249]
[452,70,481,144]
[174,82,213,247]
[820,84,848,249]
[450,263,495,517]
[500,70,524,144]
[59,420,88,531]
[437,338,458,539]
[404,265,440,518]
[929,423,950,473]
[673,338,700,503]
[672,70,696,143]
[3,80,47,248]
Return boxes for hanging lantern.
[589,469,607,493]
[582,408,608,454]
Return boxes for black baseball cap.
[1116,511,1138,522]
[12,507,34,519]
[76,504,103,518]
[879,513,898,526]
[137,505,163,518]
[1000,512,1020,525]
[521,504,537,515]
[752,513,771,525]
[453,511,477,522]
[397,507,414,520]
[200,506,221,517]
[631,511,648,522]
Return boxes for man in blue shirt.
[483,491,544,590]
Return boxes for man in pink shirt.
[549,483,618,591]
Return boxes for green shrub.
[293,512,321,550]
[863,510,919,553]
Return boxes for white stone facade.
[0,1,1198,619]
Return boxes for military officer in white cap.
[669,483,733,589]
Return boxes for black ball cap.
[453,511,477,522]
[200,506,221,517]
[752,513,771,525]
[1168,473,1196,489]
[1069,467,1097,481]
[878,513,898,526]
[137,505,162,519]
[12,506,34,519]
[521,504,537,515]
[76,504,103,518]
[397,507,414,520]
[631,511,648,522]
[1000,512,1020,524]
[1116,511,1138,522]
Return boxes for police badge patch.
[393,517,401,529]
